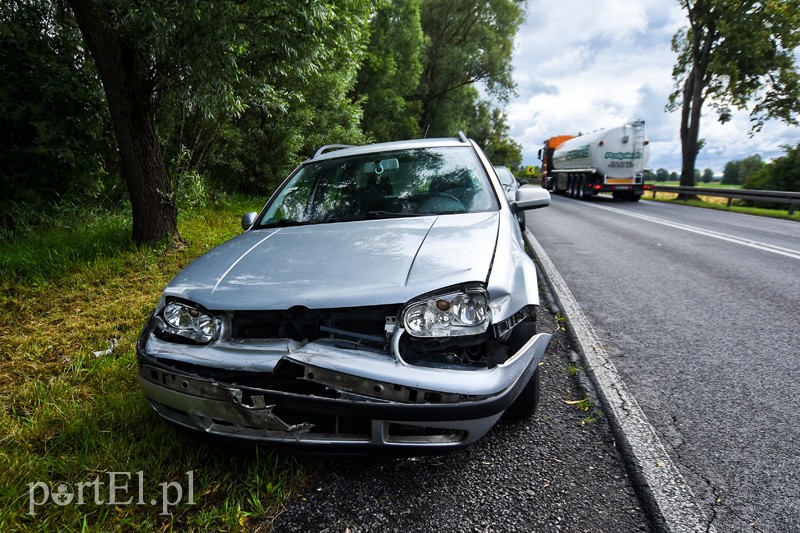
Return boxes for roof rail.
[313,144,354,158]
[457,131,469,143]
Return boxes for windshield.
[258,147,499,226]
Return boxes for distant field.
[639,185,799,221]
[645,181,742,189]
[644,181,744,205]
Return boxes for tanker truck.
[538,120,650,201]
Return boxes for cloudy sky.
[506,0,800,175]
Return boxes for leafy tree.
[463,101,520,167]
[66,0,371,244]
[655,168,671,182]
[701,168,714,183]
[488,137,523,171]
[0,0,118,230]
[668,0,800,196]
[670,171,679,181]
[355,0,424,141]
[743,143,800,192]
[722,160,741,185]
[418,0,524,137]
[739,154,766,184]
[722,154,765,185]
[200,3,371,196]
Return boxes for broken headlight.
[403,287,491,338]
[158,300,217,344]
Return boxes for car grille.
[230,305,397,344]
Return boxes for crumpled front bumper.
[136,332,551,450]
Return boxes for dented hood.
[165,213,499,310]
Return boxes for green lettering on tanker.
[565,144,590,160]
[604,151,642,160]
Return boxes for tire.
[629,194,641,202]
[577,175,586,200]
[504,321,541,420]
[568,175,576,198]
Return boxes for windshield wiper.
[365,210,427,219]
[257,219,311,228]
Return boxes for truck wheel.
[577,176,586,200]
[504,320,541,420]
[629,194,641,202]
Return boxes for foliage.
[2,0,527,240]
[722,153,766,185]
[701,168,714,183]
[743,143,800,194]
[418,0,524,137]
[0,0,120,230]
[655,168,672,182]
[65,0,377,243]
[158,0,372,191]
[482,109,524,170]
[355,0,424,141]
[668,0,800,189]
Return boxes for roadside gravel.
[269,304,652,533]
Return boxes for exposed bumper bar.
[136,333,551,448]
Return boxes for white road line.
[584,202,800,261]
[526,228,715,533]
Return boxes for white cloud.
[507,1,800,175]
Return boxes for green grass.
[0,196,312,531]
[643,184,800,222]
[646,180,741,189]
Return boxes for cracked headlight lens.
[159,300,216,343]
[403,288,490,338]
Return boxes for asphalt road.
[525,194,800,532]
[272,304,650,532]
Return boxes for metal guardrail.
[648,185,799,215]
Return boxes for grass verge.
[0,197,310,531]
[642,189,800,222]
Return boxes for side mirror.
[518,179,530,186]
[241,212,258,231]
[514,187,550,210]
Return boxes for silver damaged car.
[137,134,552,452]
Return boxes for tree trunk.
[677,24,715,201]
[68,0,179,245]
[678,73,701,200]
